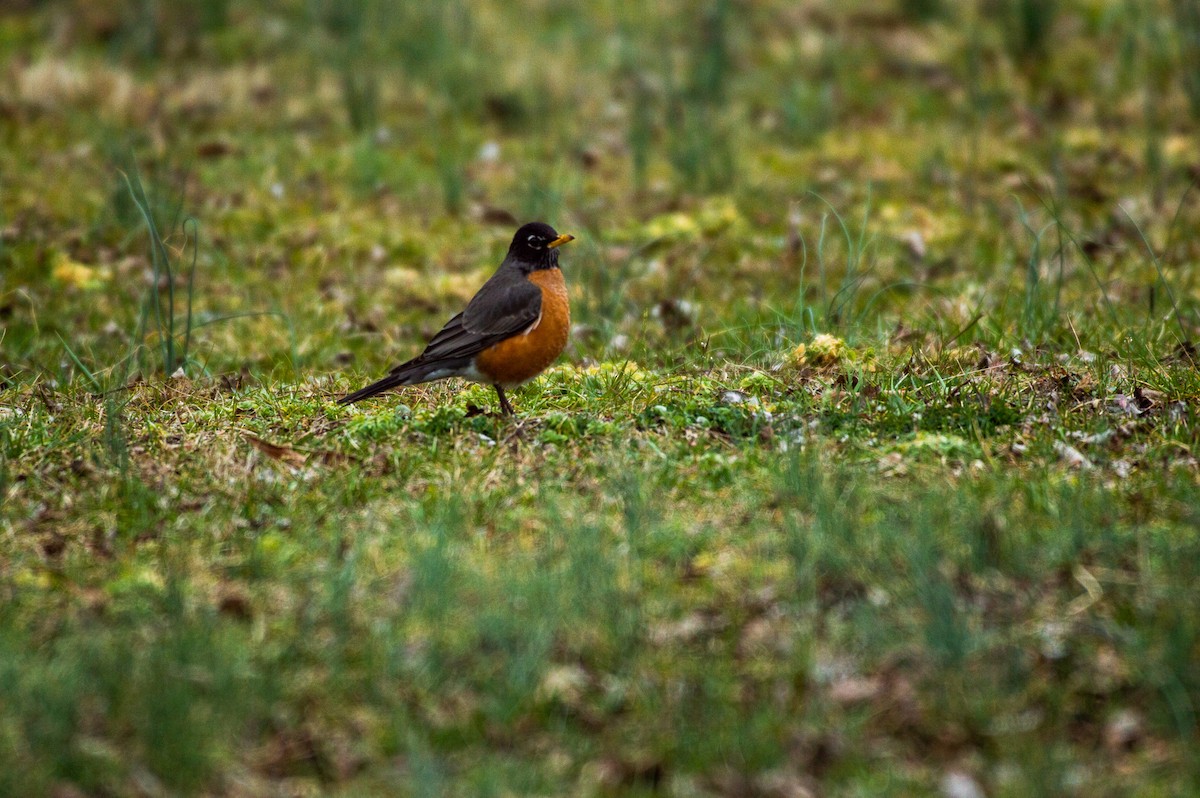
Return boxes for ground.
[2,1,1199,795]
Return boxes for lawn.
[2,0,1199,795]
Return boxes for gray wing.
[394,268,542,369]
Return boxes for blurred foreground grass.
[2,0,1199,794]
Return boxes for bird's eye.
[527,234,544,246]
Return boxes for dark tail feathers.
[337,373,409,405]
[337,357,470,405]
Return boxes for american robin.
[338,221,576,415]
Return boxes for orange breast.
[474,268,570,387]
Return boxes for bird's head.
[508,221,575,270]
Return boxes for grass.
[2,0,1200,795]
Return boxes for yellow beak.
[547,233,575,249]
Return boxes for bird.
[338,221,576,416]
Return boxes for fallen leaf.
[242,433,309,469]
[242,432,355,469]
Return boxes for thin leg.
[494,384,515,416]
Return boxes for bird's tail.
[337,373,410,405]
[337,358,469,405]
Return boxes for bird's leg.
[494,385,515,416]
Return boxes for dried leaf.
[243,433,309,468]
[242,433,354,469]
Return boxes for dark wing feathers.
[462,266,542,332]
[410,270,541,364]
[338,266,541,405]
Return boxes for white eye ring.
[527,234,540,244]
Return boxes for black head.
[507,221,575,269]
